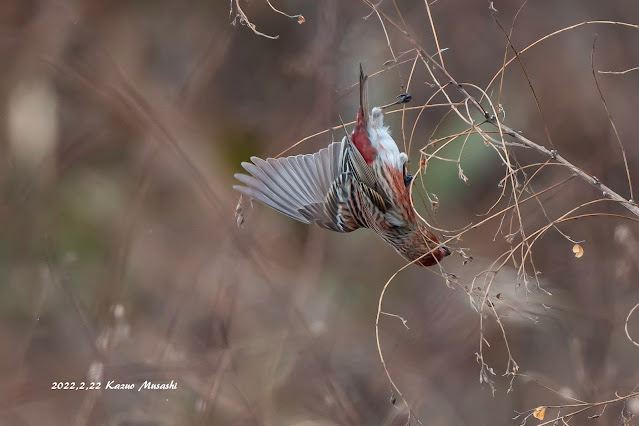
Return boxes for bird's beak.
[442,246,451,257]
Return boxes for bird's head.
[414,225,452,267]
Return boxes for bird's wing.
[339,135,378,191]
[234,137,388,232]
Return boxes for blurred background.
[1,0,639,424]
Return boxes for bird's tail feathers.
[359,63,369,125]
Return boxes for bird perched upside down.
[234,66,451,267]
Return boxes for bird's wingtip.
[240,161,256,172]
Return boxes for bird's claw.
[396,92,412,104]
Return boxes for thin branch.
[378,19,639,218]
[485,21,639,95]
[276,102,455,157]
[625,300,639,348]
[591,36,634,201]
[362,0,398,64]
[423,0,445,68]
[265,0,305,23]
[495,121,639,218]
[232,0,280,40]
[598,66,639,75]
[491,12,555,149]
[380,311,410,329]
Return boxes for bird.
[233,65,451,267]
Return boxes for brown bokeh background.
[1,1,639,425]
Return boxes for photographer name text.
[51,380,178,391]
